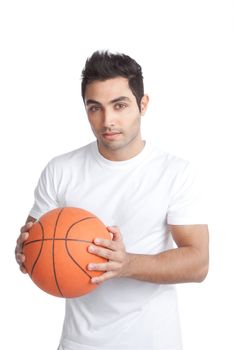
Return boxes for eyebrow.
[85,96,131,106]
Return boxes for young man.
[15,51,209,350]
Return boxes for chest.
[56,165,172,251]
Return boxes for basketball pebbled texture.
[22,207,111,298]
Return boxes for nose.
[102,108,116,128]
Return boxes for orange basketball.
[22,207,111,298]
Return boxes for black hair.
[81,51,144,111]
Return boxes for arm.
[15,215,37,273]
[16,159,59,272]
[25,215,37,225]
[125,224,209,283]
[87,224,209,284]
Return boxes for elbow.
[196,264,209,282]
[192,246,209,283]
[195,256,209,282]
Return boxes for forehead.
[84,77,135,103]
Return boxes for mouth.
[102,132,122,140]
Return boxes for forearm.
[125,246,208,284]
[88,225,209,285]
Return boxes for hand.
[15,222,33,273]
[87,226,130,284]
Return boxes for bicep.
[169,224,209,254]
[30,161,58,217]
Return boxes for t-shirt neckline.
[91,140,151,168]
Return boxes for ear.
[140,95,149,115]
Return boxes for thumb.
[106,226,121,241]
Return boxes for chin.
[99,139,125,151]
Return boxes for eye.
[114,103,127,110]
[88,105,101,113]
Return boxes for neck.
[97,136,145,161]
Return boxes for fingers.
[88,241,124,261]
[17,222,33,251]
[93,237,117,251]
[16,252,25,263]
[88,244,113,260]
[87,226,129,283]
[16,232,29,249]
[15,250,28,274]
[88,226,125,262]
[20,221,33,234]
[17,221,33,249]
[88,261,120,272]
[106,226,122,241]
[90,226,122,251]
[16,253,28,273]
[15,222,33,273]
[90,271,116,284]
[19,264,28,274]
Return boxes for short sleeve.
[167,162,208,225]
[29,161,58,219]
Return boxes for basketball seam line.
[53,208,65,297]
[53,212,97,295]
[31,220,44,278]
[24,238,94,245]
[64,217,98,279]
[27,210,102,297]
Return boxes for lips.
[103,132,121,136]
[102,132,122,140]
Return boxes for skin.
[84,77,149,161]
[15,76,209,284]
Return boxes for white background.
[0,0,233,349]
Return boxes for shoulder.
[149,142,191,175]
[151,147,200,195]
[47,142,94,169]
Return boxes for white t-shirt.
[29,141,206,350]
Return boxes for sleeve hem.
[28,210,43,220]
[167,217,208,225]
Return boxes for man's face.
[84,77,148,160]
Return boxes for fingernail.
[23,232,29,240]
[88,245,95,252]
[94,238,101,244]
[17,254,24,263]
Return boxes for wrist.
[121,253,136,278]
